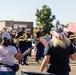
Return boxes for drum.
[21,70,55,75]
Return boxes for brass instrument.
[18,33,27,41]
[69,34,76,39]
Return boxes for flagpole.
[30,33,50,50]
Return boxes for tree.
[35,5,55,34]
[56,20,60,26]
[55,20,65,27]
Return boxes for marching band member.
[17,27,29,65]
[25,29,32,57]
[34,26,44,63]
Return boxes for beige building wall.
[0,20,33,34]
[0,21,5,30]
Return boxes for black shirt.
[27,34,32,48]
[17,31,26,48]
[36,31,44,47]
[44,41,75,74]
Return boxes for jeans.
[0,71,15,75]
[35,46,44,61]
[19,47,28,64]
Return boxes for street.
[16,54,76,75]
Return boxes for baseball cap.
[1,32,10,39]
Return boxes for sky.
[0,0,76,27]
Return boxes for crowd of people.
[0,27,46,63]
[0,26,76,75]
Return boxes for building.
[0,20,33,34]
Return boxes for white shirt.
[0,45,17,71]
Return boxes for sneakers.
[24,62,29,65]
[35,61,40,63]
[20,62,29,65]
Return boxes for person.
[2,27,7,33]
[73,38,76,52]
[16,27,29,65]
[0,31,30,75]
[25,29,32,57]
[40,25,76,75]
[34,27,44,63]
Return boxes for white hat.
[1,32,10,39]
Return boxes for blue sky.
[0,0,76,26]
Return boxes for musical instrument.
[18,33,27,41]
[69,34,76,39]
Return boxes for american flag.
[40,35,51,47]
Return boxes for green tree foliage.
[55,20,65,27]
[55,20,68,28]
[56,20,60,26]
[35,5,55,34]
